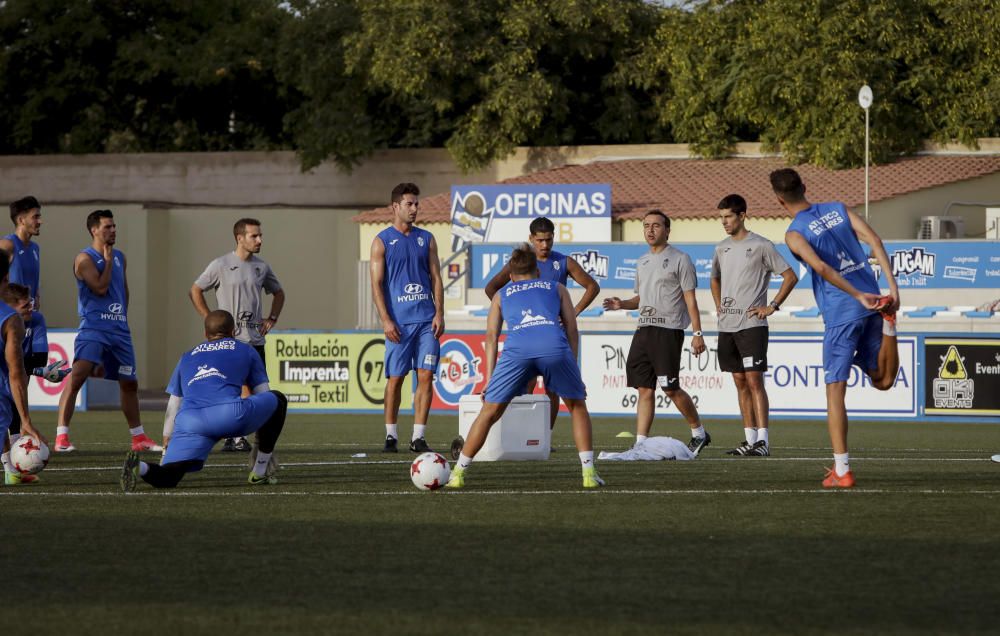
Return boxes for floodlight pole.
[858,85,873,224]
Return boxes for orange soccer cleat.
[822,467,856,489]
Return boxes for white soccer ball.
[410,452,451,491]
[10,436,50,475]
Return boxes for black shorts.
[254,345,266,362]
[717,327,769,373]
[626,327,684,391]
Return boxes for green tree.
[280,0,663,171]
[639,0,1000,168]
[0,0,292,154]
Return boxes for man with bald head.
[120,310,288,490]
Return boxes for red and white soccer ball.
[10,436,50,475]
[410,452,451,491]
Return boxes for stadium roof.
[352,154,1000,223]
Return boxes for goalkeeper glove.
[33,359,70,383]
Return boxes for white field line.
[37,456,999,473]
[52,442,997,453]
[3,488,1000,498]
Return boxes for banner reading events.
[469,240,1000,290]
[580,333,918,418]
[266,333,412,412]
[924,338,1000,416]
[450,184,611,248]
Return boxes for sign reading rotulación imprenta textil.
[450,184,611,247]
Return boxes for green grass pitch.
[5,411,1000,635]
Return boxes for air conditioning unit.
[917,215,965,239]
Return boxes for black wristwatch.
[769,300,780,311]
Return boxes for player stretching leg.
[772,168,900,488]
[447,244,603,489]
[121,311,288,491]
[484,217,600,434]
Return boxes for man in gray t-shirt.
[710,194,797,457]
[190,217,285,451]
[603,210,710,456]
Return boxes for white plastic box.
[458,394,551,461]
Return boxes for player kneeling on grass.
[121,310,287,492]
[447,244,604,489]
[1,283,68,485]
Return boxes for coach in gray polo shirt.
[603,209,711,456]
[190,217,285,452]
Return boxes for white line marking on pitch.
[39,456,998,473]
[3,488,1000,497]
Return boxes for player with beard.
[191,218,284,452]
[55,210,161,453]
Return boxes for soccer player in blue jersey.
[1,283,67,485]
[484,217,601,432]
[772,168,900,488]
[446,244,604,489]
[0,197,49,376]
[370,183,444,454]
[0,255,47,485]
[121,310,288,490]
[54,210,161,453]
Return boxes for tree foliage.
[1,0,999,169]
[0,0,292,154]
[281,0,664,170]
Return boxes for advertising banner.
[470,242,801,290]
[266,332,412,412]
[450,184,611,248]
[469,240,1000,291]
[876,241,1000,289]
[29,330,85,410]
[580,333,917,418]
[924,338,1000,416]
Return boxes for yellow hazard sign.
[938,345,968,380]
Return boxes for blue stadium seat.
[791,307,821,318]
[964,310,994,318]
[904,306,948,318]
[579,308,604,317]
[628,310,640,318]
[470,309,490,317]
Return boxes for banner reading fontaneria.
[266,332,413,412]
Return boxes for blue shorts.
[484,349,586,404]
[823,313,883,384]
[0,393,11,440]
[162,392,279,468]
[74,329,137,381]
[385,322,439,378]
